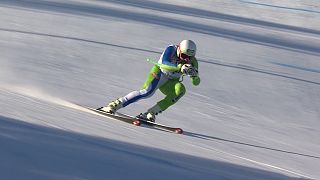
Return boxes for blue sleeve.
[159,46,177,67]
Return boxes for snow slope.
[0,0,319,179]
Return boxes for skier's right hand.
[180,64,198,77]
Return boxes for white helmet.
[177,40,197,63]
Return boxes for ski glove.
[191,76,200,86]
[180,64,198,77]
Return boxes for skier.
[99,40,200,122]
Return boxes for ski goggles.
[179,52,192,63]
[180,53,191,59]
[178,45,194,63]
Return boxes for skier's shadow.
[183,131,320,159]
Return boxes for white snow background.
[0,0,319,179]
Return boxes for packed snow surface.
[0,0,319,179]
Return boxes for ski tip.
[132,120,141,126]
[174,128,183,134]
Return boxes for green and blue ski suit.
[119,45,200,112]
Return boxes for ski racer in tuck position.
[99,40,200,122]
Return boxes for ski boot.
[137,112,156,122]
[98,99,123,114]
[137,104,162,122]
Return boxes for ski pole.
[146,58,180,72]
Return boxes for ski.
[87,107,140,125]
[87,107,183,134]
[117,112,183,134]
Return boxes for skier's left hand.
[191,76,200,86]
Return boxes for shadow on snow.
[0,116,307,180]
[1,0,320,56]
